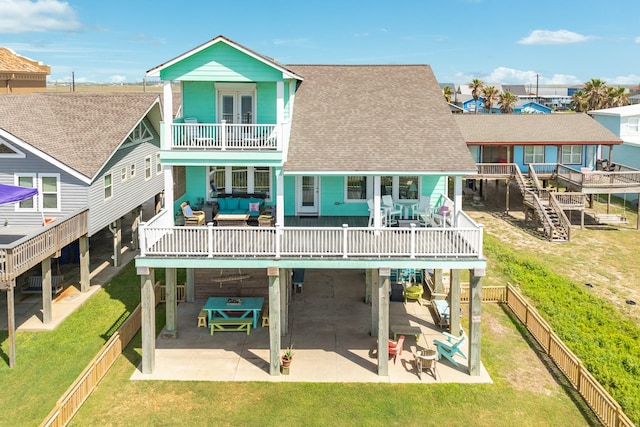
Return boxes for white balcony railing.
[170,121,282,151]
[138,222,484,260]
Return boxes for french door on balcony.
[219,93,254,124]
[296,176,319,216]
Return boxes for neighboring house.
[138,35,486,377]
[0,92,164,239]
[0,48,50,94]
[456,114,621,172]
[589,104,640,169]
[514,101,553,114]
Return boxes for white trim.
[283,170,477,176]
[130,163,136,179]
[13,173,37,212]
[39,173,61,212]
[121,166,128,182]
[104,172,114,201]
[0,128,90,184]
[214,82,257,91]
[0,139,26,158]
[144,155,153,181]
[296,176,320,216]
[156,153,162,175]
[146,36,303,81]
[343,176,370,203]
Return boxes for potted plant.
[281,346,295,368]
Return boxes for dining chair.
[382,195,402,225]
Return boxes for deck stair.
[513,165,571,242]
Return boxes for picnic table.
[203,296,264,329]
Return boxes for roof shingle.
[285,65,477,174]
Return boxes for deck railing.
[170,122,282,151]
[0,209,88,283]
[138,223,484,260]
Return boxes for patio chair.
[243,126,278,149]
[367,199,384,227]
[382,195,402,225]
[432,205,451,227]
[411,345,437,380]
[410,196,432,221]
[433,332,466,367]
[388,335,405,364]
[180,201,206,226]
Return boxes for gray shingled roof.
[0,92,160,180]
[454,114,622,145]
[285,65,477,174]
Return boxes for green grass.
[70,304,595,427]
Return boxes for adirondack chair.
[388,335,405,364]
[433,332,466,367]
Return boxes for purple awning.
[0,183,38,205]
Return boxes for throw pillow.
[249,202,260,212]
[184,204,194,216]
[437,205,449,215]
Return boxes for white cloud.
[542,74,582,85]
[109,75,127,84]
[0,0,80,34]
[605,74,640,85]
[452,67,582,86]
[635,37,640,44]
[518,29,590,45]
[272,38,309,46]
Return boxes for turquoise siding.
[161,42,284,82]
[609,144,640,169]
[592,115,621,135]
[183,81,215,122]
[284,176,296,215]
[256,82,277,123]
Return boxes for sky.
[1,0,639,87]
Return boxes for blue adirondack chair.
[433,332,467,367]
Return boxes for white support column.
[164,166,174,217]
[162,80,173,151]
[140,267,156,374]
[468,268,483,376]
[164,267,177,338]
[377,267,390,376]
[373,176,382,228]
[276,167,284,227]
[41,256,52,324]
[454,175,462,227]
[268,267,281,375]
[79,235,90,292]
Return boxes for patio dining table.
[203,296,264,329]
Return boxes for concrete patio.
[131,269,492,384]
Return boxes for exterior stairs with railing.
[512,165,571,242]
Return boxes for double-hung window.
[561,145,582,165]
[523,146,544,164]
[15,174,36,210]
[345,176,368,201]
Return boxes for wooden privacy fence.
[39,281,164,427]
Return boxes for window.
[380,176,419,200]
[156,153,162,174]
[523,146,544,164]
[345,176,367,201]
[15,174,36,210]
[399,176,419,200]
[628,118,639,133]
[104,173,113,200]
[561,145,582,165]
[253,167,271,198]
[121,167,127,182]
[130,163,136,178]
[145,156,152,180]
[207,166,272,199]
[40,174,60,210]
[231,166,248,193]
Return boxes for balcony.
[169,122,283,151]
[138,210,484,261]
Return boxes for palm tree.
[443,86,453,103]
[605,86,629,108]
[498,91,518,114]
[571,90,589,112]
[584,78,607,110]
[481,86,499,114]
[468,78,484,114]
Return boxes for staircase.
[513,165,571,242]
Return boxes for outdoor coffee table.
[214,213,249,226]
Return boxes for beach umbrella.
[0,183,38,205]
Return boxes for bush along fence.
[41,282,634,427]
[477,283,634,427]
